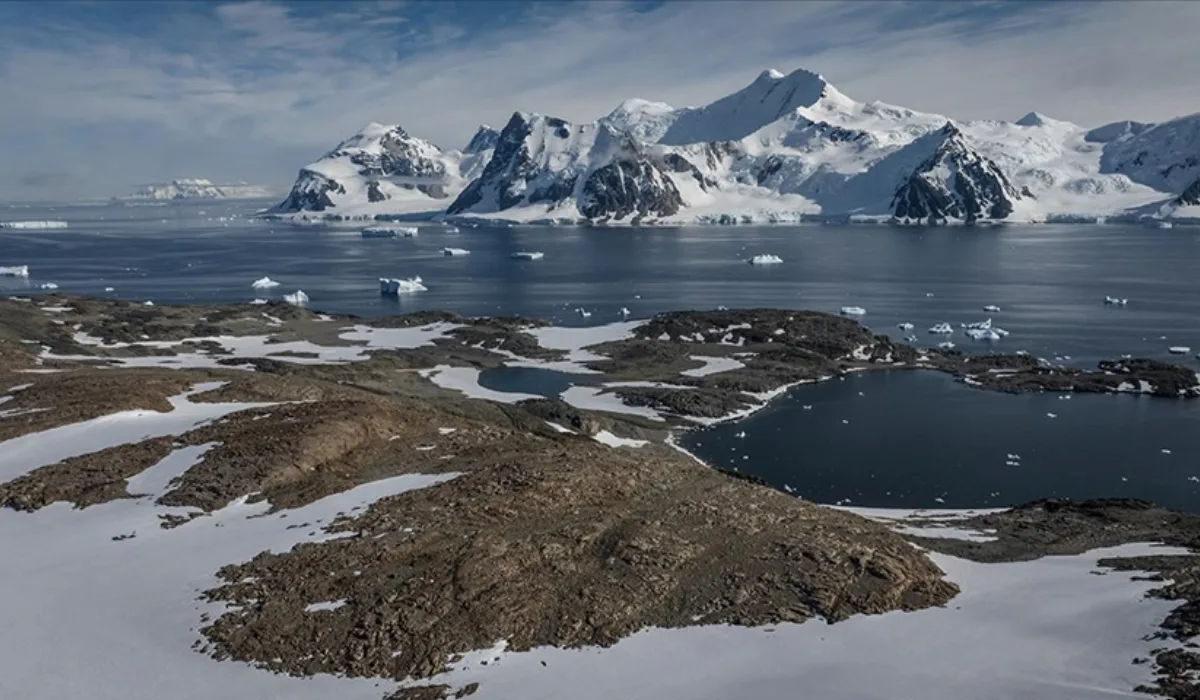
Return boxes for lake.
[4,199,1200,509]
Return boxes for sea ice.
[898,323,915,331]
[747,254,783,265]
[361,226,417,238]
[1104,296,1129,306]
[840,306,866,316]
[379,277,428,295]
[1168,346,1191,355]
[283,290,309,306]
[938,341,956,349]
[39,282,58,290]
[0,220,68,229]
[251,276,280,289]
[983,305,1002,312]
[442,247,470,256]
[964,318,993,330]
[965,328,1003,341]
[511,251,544,260]
[929,323,954,334]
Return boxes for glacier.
[267,68,1200,227]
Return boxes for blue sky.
[1,0,1198,202]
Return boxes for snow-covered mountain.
[114,179,272,202]
[272,68,1200,225]
[270,123,494,217]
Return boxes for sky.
[1,0,1198,203]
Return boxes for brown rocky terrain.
[3,294,1200,698]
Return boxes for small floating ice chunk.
[0,265,30,277]
[380,277,428,295]
[1162,449,1173,455]
[898,322,914,331]
[251,276,280,289]
[575,308,592,318]
[104,286,115,292]
[0,220,67,229]
[840,306,866,316]
[250,298,268,305]
[1104,296,1128,306]
[983,305,1001,312]
[511,251,544,260]
[442,247,470,256]
[1007,453,1021,461]
[1168,346,1191,355]
[1046,412,1058,419]
[747,254,783,265]
[620,307,631,317]
[965,328,1004,341]
[964,318,993,330]
[283,290,309,306]
[928,323,954,335]
[938,341,955,349]
[39,282,58,290]
[362,225,417,238]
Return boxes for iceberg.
[898,322,915,331]
[1168,346,1191,355]
[964,318,993,330]
[983,305,1002,312]
[251,276,281,289]
[965,328,1003,341]
[283,290,309,306]
[620,307,631,317]
[929,323,954,334]
[1104,296,1129,305]
[442,247,470,256]
[575,307,592,318]
[938,341,956,349]
[0,265,29,277]
[511,251,544,260]
[104,286,115,292]
[361,226,418,238]
[747,254,783,265]
[840,306,866,316]
[39,282,58,290]
[379,276,428,295]
[0,220,68,229]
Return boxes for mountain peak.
[756,68,786,82]
[464,125,500,154]
[1014,111,1072,128]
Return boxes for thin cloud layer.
[0,0,1197,202]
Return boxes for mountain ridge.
[269,69,1200,224]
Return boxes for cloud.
[1,0,1198,201]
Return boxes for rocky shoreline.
[3,294,1200,698]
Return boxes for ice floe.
[442,247,470,256]
[840,306,866,316]
[929,323,954,335]
[747,254,783,265]
[0,220,68,229]
[511,251,544,260]
[361,225,417,238]
[1104,296,1129,306]
[1168,346,1191,355]
[251,277,280,290]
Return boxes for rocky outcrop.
[1177,175,1200,206]
[578,158,683,221]
[891,124,1025,224]
[273,171,345,212]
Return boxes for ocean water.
[4,199,1200,509]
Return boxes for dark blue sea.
[4,198,1200,510]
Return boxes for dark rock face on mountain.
[579,158,683,221]
[463,125,500,154]
[891,124,1025,224]
[1177,175,1200,206]
[274,171,345,212]
[447,112,543,214]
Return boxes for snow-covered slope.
[274,68,1200,225]
[114,179,272,202]
[271,123,493,217]
[446,112,692,223]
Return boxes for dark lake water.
[4,199,1200,510]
